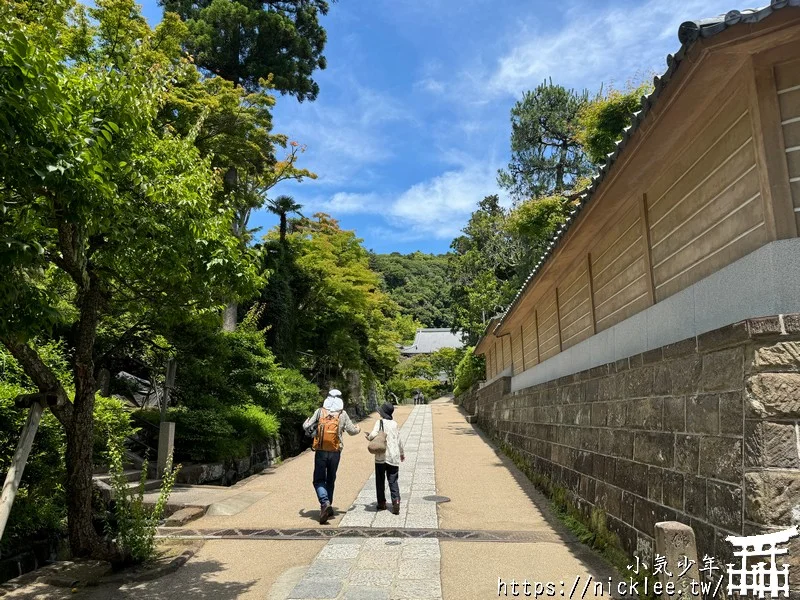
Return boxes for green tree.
[447,196,519,342]
[504,194,570,283]
[158,0,321,330]
[577,82,653,164]
[267,194,304,244]
[0,2,258,558]
[430,347,464,385]
[160,0,332,101]
[276,214,404,382]
[453,347,485,396]
[369,252,452,328]
[498,80,592,201]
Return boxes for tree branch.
[0,335,72,425]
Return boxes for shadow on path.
[436,399,618,579]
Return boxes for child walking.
[365,402,404,514]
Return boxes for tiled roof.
[491,1,798,337]
[400,328,466,354]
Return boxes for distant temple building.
[399,328,465,357]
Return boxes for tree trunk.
[222,302,238,332]
[279,214,287,244]
[64,395,102,557]
[555,142,567,192]
[66,281,110,558]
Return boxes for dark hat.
[378,402,394,420]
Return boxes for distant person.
[303,389,360,524]
[365,402,405,514]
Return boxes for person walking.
[303,389,361,524]
[365,402,405,515]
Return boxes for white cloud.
[387,162,505,239]
[488,0,735,96]
[273,74,417,187]
[279,162,504,241]
[313,191,383,215]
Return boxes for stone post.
[654,521,701,598]
[157,421,175,478]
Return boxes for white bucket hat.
[323,389,344,412]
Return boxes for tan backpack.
[313,409,341,452]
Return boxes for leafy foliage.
[93,396,138,466]
[159,309,319,460]
[447,196,518,342]
[497,80,592,201]
[104,439,179,565]
[430,347,464,385]
[161,0,332,101]
[0,381,65,555]
[0,2,261,558]
[453,347,485,396]
[504,194,571,283]
[263,214,405,382]
[577,82,653,164]
[369,252,451,329]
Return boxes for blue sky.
[139,0,737,254]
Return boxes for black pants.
[375,462,400,504]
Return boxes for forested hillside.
[369,252,452,329]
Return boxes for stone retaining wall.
[470,314,800,580]
[176,439,281,486]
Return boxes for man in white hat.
[302,389,361,524]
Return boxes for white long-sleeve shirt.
[367,418,404,466]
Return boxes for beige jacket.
[367,418,404,466]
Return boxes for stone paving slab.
[286,405,443,600]
[286,538,441,600]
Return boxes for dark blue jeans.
[313,450,341,506]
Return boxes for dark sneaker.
[392,501,400,515]
[376,502,387,511]
[326,505,335,519]
[319,502,331,524]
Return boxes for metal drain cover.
[422,495,451,503]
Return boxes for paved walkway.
[3,399,615,600]
[287,405,442,599]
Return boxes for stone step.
[93,469,142,484]
[92,474,162,501]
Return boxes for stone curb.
[164,506,206,527]
[0,547,198,592]
[99,548,197,585]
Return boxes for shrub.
[224,404,279,447]
[94,395,138,466]
[453,347,485,396]
[386,376,441,402]
[105,437,180,565]
[139,402,281,463]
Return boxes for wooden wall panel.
[476,49,800,378]
[501,335,511,371]
[511,329,524,375]
[557,261,593,349]
[537,289,560,361]
[521,308,539,369]
[647,99,766,301]
[486,346,495,379]
[590,199,651,332]
[775,59,800,232]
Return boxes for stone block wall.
[472,314,800,577]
